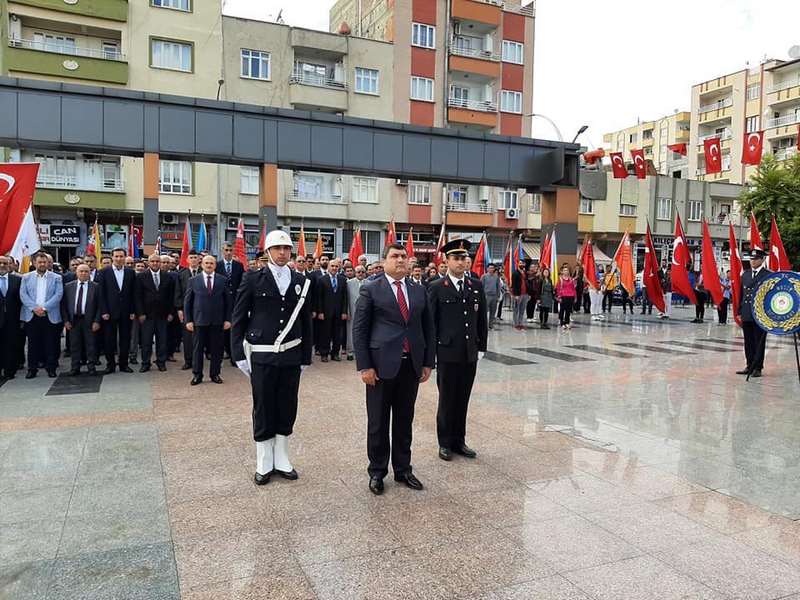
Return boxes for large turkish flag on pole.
[630,149,647,179]
[671,214,697,304]
[741,131,764,166]
[701,220,724,306]
[703,138,723,174]
[643,224,666,313]
[0,163,39,255]
[728,222,743,327]
[749,212,763,252]
[769,216,792,271]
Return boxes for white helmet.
[264,229,293,250]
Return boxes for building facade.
[602,112,691,178]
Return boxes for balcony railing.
[503,1,536,16]
[288,72,347,90]
[698,98,732,113]
[769,76,800,93]
[287,191,346,204]
[766,113,800,128]
[448,44,500,61]
[775,147,798,161]
[36,174,124,192]
[448,97,498,112]
[698,130,732,144]
[697,161,732,176]
[9,38,125,61]
[446,199,494,213]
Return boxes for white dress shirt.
[113,266,125,290]
[35,272,48,306]
[0,274,8,296]
[75,281,88,314]
[385,273,410,310]
[448,273,466,291]
[269,263,291,295]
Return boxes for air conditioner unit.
[162,213,179,225]
[505,207,519,220]
[395,179,408,186]
[227,217,239,229]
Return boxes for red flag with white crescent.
[434,223,446,266]
[630,149,647,179]
[701,220,724,306]
[0,163,39,256]
[233,218,248,264]
[728,222,743,327]
[667,143,687,156]
[609,152,628,179]
[769,216,792,271]
[672,214,697,305]
[348,228,364,264]
[741,131,764,166]
[643,224,666,313]
[703,137,722,174]
[749,212,763,252]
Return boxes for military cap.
[441,238,472,256]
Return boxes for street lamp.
[525,113,588,145]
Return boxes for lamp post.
[525,113,589,145]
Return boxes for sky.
[223,0,800,148]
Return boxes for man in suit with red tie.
[352,243,435,496]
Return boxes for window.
[410,76,434,101]
[412,23,435,49]
[498,189,518,210]
[529,193,542,213]
[102,41,120,60]
[746,116,760,133]
[364,230,381,254]
[241,49,270,80]
[687,200,703,221]
[657,197,672,220]
[579,198,593,214]
[354,67,379,95]
[643,130,653,140]
[159,160,192,194]
[151,0,190,10]
[407,182,430,205]
[151,39,192,72]
[34,153,76,186]
[240,167,259,195]
[449,186,468,207]
[501,40,523,64]
[629,133,637,144]
[746,84,760,101]
[620,204,636,216]
[32,32,76,55]
[352,177,378,203]
[500,90,522,114]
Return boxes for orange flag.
[581,237,599,290]
[297,226,307,258]
[313,230,323,259]
[612,230,635,295]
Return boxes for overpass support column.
[541,187,579,268]
[259,164,278,236]
[142,153,160,255]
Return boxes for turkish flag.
[769,216,792,271]
[348,228,364,264]
[385,218,396,247]
[749,212,763,252]
[233,218,248,265]
[667,143,687,156]
[178,217,192,268]
[0,163,39,256]
[701,220,724,306]
[405,227,415,259]
[257,222,267,252]
[434,223,446,267]
[581,240,599,290]
[473,234,486,278]
[728,222,743,327]
[630,149,647,179]
[703,138,723,174]
[671,214,697,305]
[297,226,307,258]
[609,152,628,179]
[643,224,666,313]
[741,131,764,166]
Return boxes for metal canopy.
[0,77,579,191]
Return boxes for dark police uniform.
[737,253,771,376]
[427,239,488,458]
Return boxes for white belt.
[243,338,301,364]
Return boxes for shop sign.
[48,225,81,246]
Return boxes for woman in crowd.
[525,263,540,323]
[538,267,555,329]
[555,265,577,330]
[601,265,617,313]
[692,272,706,323]
[573,264,585,314]
[718,269,731,325]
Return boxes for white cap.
[265,229,293,250]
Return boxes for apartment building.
[602,112,691,178]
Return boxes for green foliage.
[739,154,800,266]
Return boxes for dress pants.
[103,317,132,369]
[366,357,419,479]
[436,360,477,450]
[0,320,20,377]
[512,295,528,327]
[129,318,140,361]
[316,316,343,357]
[717,298,729,324]
[182,326,194,367]
[663,292,673,317]
[485,295,498,328]
[69,317,96,371]
[192,325,223,378]
[140,318,168,366]
[250,363,301,441]
[742,321,766,372]
[589,288,603,316]
[602,291,614,312]
[26,315,58,371]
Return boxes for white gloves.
[479,352,485,360]
[236,359,251,377]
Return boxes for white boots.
[256,438,274,476]
[273,434,293,473]
[254,435,298,484]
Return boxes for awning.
[577,243,614,263]
[521,242,540,259]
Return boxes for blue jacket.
[20,270,63,324]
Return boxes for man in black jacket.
[135,254,175,372]
[232,230,313,485]
[0,255,22,381]
[97,248,136,374]
[216,243,245,363]
[427,239,488,462]
[176,249,201,370]
[184,255,231,385]
[315,258,348,362]
[353,243,435,496]
[61,264,102,376]
[736,248,772,378]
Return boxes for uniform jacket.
[295,269,316,313]
[738,266,772,322]
[20,270,63,324]
[427,275,488,364]
[216,259,245,298]
[96,266,136,319]
[0,273,22,329]
[184,272,232,326]
[60,279,102,325]
[352,276,435,380]
[231,268,313,366]
[134,269,177,320]
[315,272,349,318]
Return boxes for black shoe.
[3,373,15,380]
[25,370,36,379]
[119,366,133,373]
[129,357,138,365]
[87,368,98,376]
[254,472,271,486]
[68,369,80,377]
[181,364,192,371]
[156,363,166,372]
[369,477,384,495]
[63,351,71,358]
[229,359,236,367]
[347,354,354,361]
[139,364,151,373]
[190,376,202,386]
[274,468,298,480]
[541,324,550,329]
[438,447,453,461]
[454,444,477,459]
[104,366,116,375]
[211,375,223,384]
[750,369,762,378]
[394,472,424,491]
[321,355,329,363]
[47,370,57,378]
[736,368,751,375]
[331,355,341,362]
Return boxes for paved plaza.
[1,308,799,600]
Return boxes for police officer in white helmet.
[232,229,313,485]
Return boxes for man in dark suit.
[736,248,772,378]
[184,255,231,385]
[353,243,435,496]
[427,239,488,461]
[135,254,176,372]
[97,248,136,374]
[315,258,348,362]
[0,255,22,381]
[61,264,102,376]
[176,249,201,371]
[216,242,245,363]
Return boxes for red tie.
[394,281,410,352]
[207,275,213,295]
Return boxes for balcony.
[502,0,536,16]
[449,40,500,62]
[446,199,494,213]
[698,97,732,113]
[765,113,800,129]
[447,97,498,129]
[698,130,732,143]
[697,76,735,96]
[286,191,346,204]
[769,76,800,94]
[445,198,493,227]
[6,38,128,84]
[641,136,654,147]
[10,0,128,22]
[452,0,502,27]
[775,147,798,161]
[448,96,497,112]
[675,129,690,142]
[36,173,124,193]
[288,71,348,112]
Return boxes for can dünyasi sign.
[48,225,81,246]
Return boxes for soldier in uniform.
[427,239,488,461]
[736,248,771,378]
[232,230,313,485]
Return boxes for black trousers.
[695,291,706,320]
[641,290,652,314]
[602,291,614,312]
[620,290,634,313]
[366,357,420,479]
[436,360,477,449]
[182,326,194,368]
[168,316,182,355]
[0,321,20,377]
[559,301,573,325]
[539,306,550,325]
[717,298,729,324]
[742,321,766,371]
[69,317,97,371]
[103,317,132,369]
[26,315,58,371]
[316,315,343,357]
[250,363,301,441]
[583,292,591,313]
[526,296,537,319]
[192,325,223,377]
[140,318,168,366]
[496,298,504,318]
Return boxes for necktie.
[0,277,6,296]
[225,262,232,277]
[207,275,213,295]
[154,272,160,289]
[458,279,464,299]
[331,274,337,292]
[394,281,410,352]
[76,283,84,317]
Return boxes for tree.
[738,154,800,266]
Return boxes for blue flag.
[197,221,207,252]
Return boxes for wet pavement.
[1,306,799,599]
